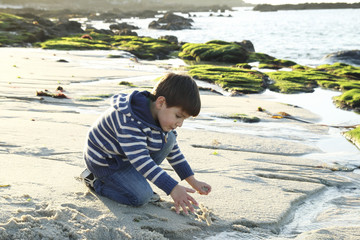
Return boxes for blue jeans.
[93,132,175,206]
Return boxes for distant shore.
[253,2,360,12]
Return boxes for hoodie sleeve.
[166,141,194,180]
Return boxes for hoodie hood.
[111,91,161,131]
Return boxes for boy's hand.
[170,184,198,215]
[186,175,212,195]
[193,180,212,195]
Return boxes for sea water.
[87,7,360,67]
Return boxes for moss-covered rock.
[39,36,112,50]
[39,32,180,60]
[219,113,261,123]
[112,35,179,60]
[317,62,360,80]
[343,126,360,149]
[235,63,252,69]
[246,52,275,63]
[188,64,267,94]
[333,89,360,112]
[0,12,45,45]
[0,12,24,30]
[178,41,248,63]
[0,12,85,46]
[258,58,297,70]
[315,63,360,91]
[265,69,335,93]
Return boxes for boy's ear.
[155,96,166,109]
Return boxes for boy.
[81,73,211,215]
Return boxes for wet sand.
[1,48,359,239]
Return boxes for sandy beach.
[1,47,360,239]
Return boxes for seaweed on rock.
[39,33,180,60]
[343,126,360,149]
[333,89,360,112]
[178,41,248,63]
[188,64,267,94]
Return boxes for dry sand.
[1,48,359,239]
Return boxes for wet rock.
[91,29,114,35]
[53,21,84,35]
[115,29,138,36]
[333,89,360,113]
[158,35,178,44]
[148,12,193,30]
[232,224,251,233]
[322,50,360,66]
[0,12,85,46]
[235,40,255,53]
[109,22,139,31]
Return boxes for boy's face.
[155,97,190,132]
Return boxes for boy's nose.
[177,120,183,127]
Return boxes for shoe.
[80,169,97,189]
[150,192,161,203]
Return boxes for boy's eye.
[176,115,182,118]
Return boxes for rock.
[109,22,139,31]
[158,35,178,44]
[232,224,251,233]
[115,29,138,36]
[322,50,360,66]
[148,12,193,30]
[148,21,161,29]
[54,21,84,35]
[235,40,255,53]
[179,40,249,63]
[91,29,114,35]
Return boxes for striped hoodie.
[84,90,194,195]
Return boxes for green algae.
[315,63,360,92]
[77,96,104,101]
[0,12,43,45]
[119,81,136,87]
[188,64,267,94]
[258,59,297,70]
[235,63,252,69]
[0,12,24,30]
[77,94,112,101]
[178,42,297,67]
[178,41,248,63]
[317,62,360,80]
[266,70,327,93]
[265,62,360,95]
[224,113,260,123]
[246,52,275,63]
[247,52,297,70]
[343,126,360,149]
[112,36,179,60]
[39,37,112,50]
[266,63,358,94]
[333,88,360,112]
[39,32,179,60]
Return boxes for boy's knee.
[129,190,153,206]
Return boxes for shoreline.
[1,47,360,239]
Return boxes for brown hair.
[151,73,201,116]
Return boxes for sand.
[1,47,359,239]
